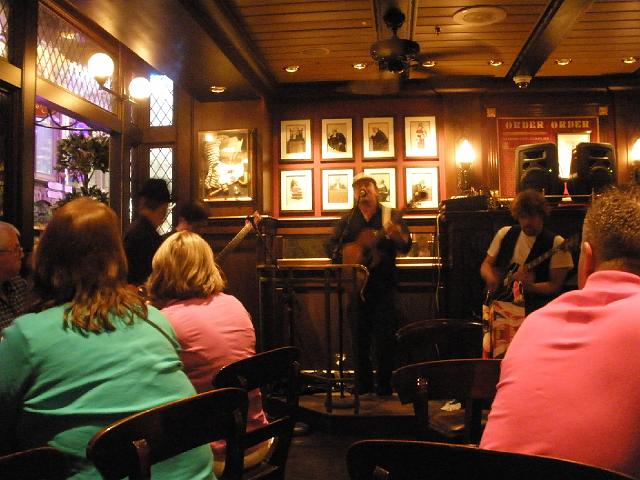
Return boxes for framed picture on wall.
[199,129,254,202]
[322,168,354,210]
[280,169,313,212]
[405,167,439,209]
[363,167,396,208]
[280,119,312,161]
[363,117,395,158]
[321,118,353,159]
[404,116,437,157]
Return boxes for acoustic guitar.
[485,233,579,304]
[341,191,426,269]
[215,211,262,263]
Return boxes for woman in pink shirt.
[147,230,269,475]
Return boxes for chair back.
[213,346,301,480]
[395,319,483,367]
[392,359,501,443]
[346,439,635,480]
[0,446,70,480]
[86,387,248,480]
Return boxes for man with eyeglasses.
[0,221,28,331]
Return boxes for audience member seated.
[174,200,209,233]
[0,222,29,332]
[147,230,270,473]
[0,198,212,479]
[481,186,640,479]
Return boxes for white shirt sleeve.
[487,226,511,258]
[550,235,575,269]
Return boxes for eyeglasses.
[0,245,23,256]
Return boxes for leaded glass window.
[150,74,174,127]
[37,4,115,112]
[0,0,8,59]
[149,147,173,234]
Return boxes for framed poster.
[363,117,395,158]
[280,119,312,161]
[404,116,437,157]
[280,169,313,212]
[405,167,439,209]
[363,167,396,208]
[199,129,254,202]
[321,118,353,159]
[322,168,354,210]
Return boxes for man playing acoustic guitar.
[480,189,574,357]
[326,172,412,396]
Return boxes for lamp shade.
[456,139,475,167]
[128,77,151,100]
[88,53,114,84]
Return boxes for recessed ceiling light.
[210,86,226,93]
[622,56,637,64]
[555,58,572,66]
[283,65,300,73]
[453,6,506,26]
[421,60,437,68]
[488,59,503,67]
[352,62,368,70]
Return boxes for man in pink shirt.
[481,186,640,479]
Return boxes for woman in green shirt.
[0,197,213,479]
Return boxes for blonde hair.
[33,197,147,332]
[147,231,225,302]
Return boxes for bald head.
[0,221,23,282]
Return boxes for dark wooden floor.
[285,392,416,479]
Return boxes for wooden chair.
[346,439,635,480]
[86,387,248,480]
[213,346,301,480]
[0,446,71,480]
[395,319,483,367]
[392,359,501,444]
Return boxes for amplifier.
[439,195,489,212]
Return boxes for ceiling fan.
[370,6,420,75]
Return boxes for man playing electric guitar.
[480,189,574,357]
[326,172,412,396]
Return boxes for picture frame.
[280,119,312,161]
[199,129,255,202]
[363,117,395,158]
[404,116,437,157]
[405,167,439,209]
[363,167,396,208]
[321,118,353,159]
[280,169,313,212]
[322,168,354,211]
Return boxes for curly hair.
[147,231,226,302]
[583,186,640,273]
[510,189,550,219]
[33,197,147,332]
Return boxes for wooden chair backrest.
[392,359,501,444]
[0,446,70,480]
[86,387,248,480]
[346,439,636,480]
[213,346,301,479]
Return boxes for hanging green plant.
[55,132,110,205]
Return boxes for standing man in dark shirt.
[326,173,412,396]
[124,178,173,286]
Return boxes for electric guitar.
[341,190,427,269]
[485,233,579,304]
[216,211,262,263]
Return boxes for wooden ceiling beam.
[508,0,594,80]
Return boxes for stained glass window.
[0,0,8,59]
[150,74,173,127]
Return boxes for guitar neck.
[216,223,253,263]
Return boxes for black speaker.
[569,142,616,195]
[515,143,562,195]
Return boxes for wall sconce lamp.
[630,137,640,184]
[456,138,476,193]
[88,52,151,102]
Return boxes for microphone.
[245,214,255,227]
